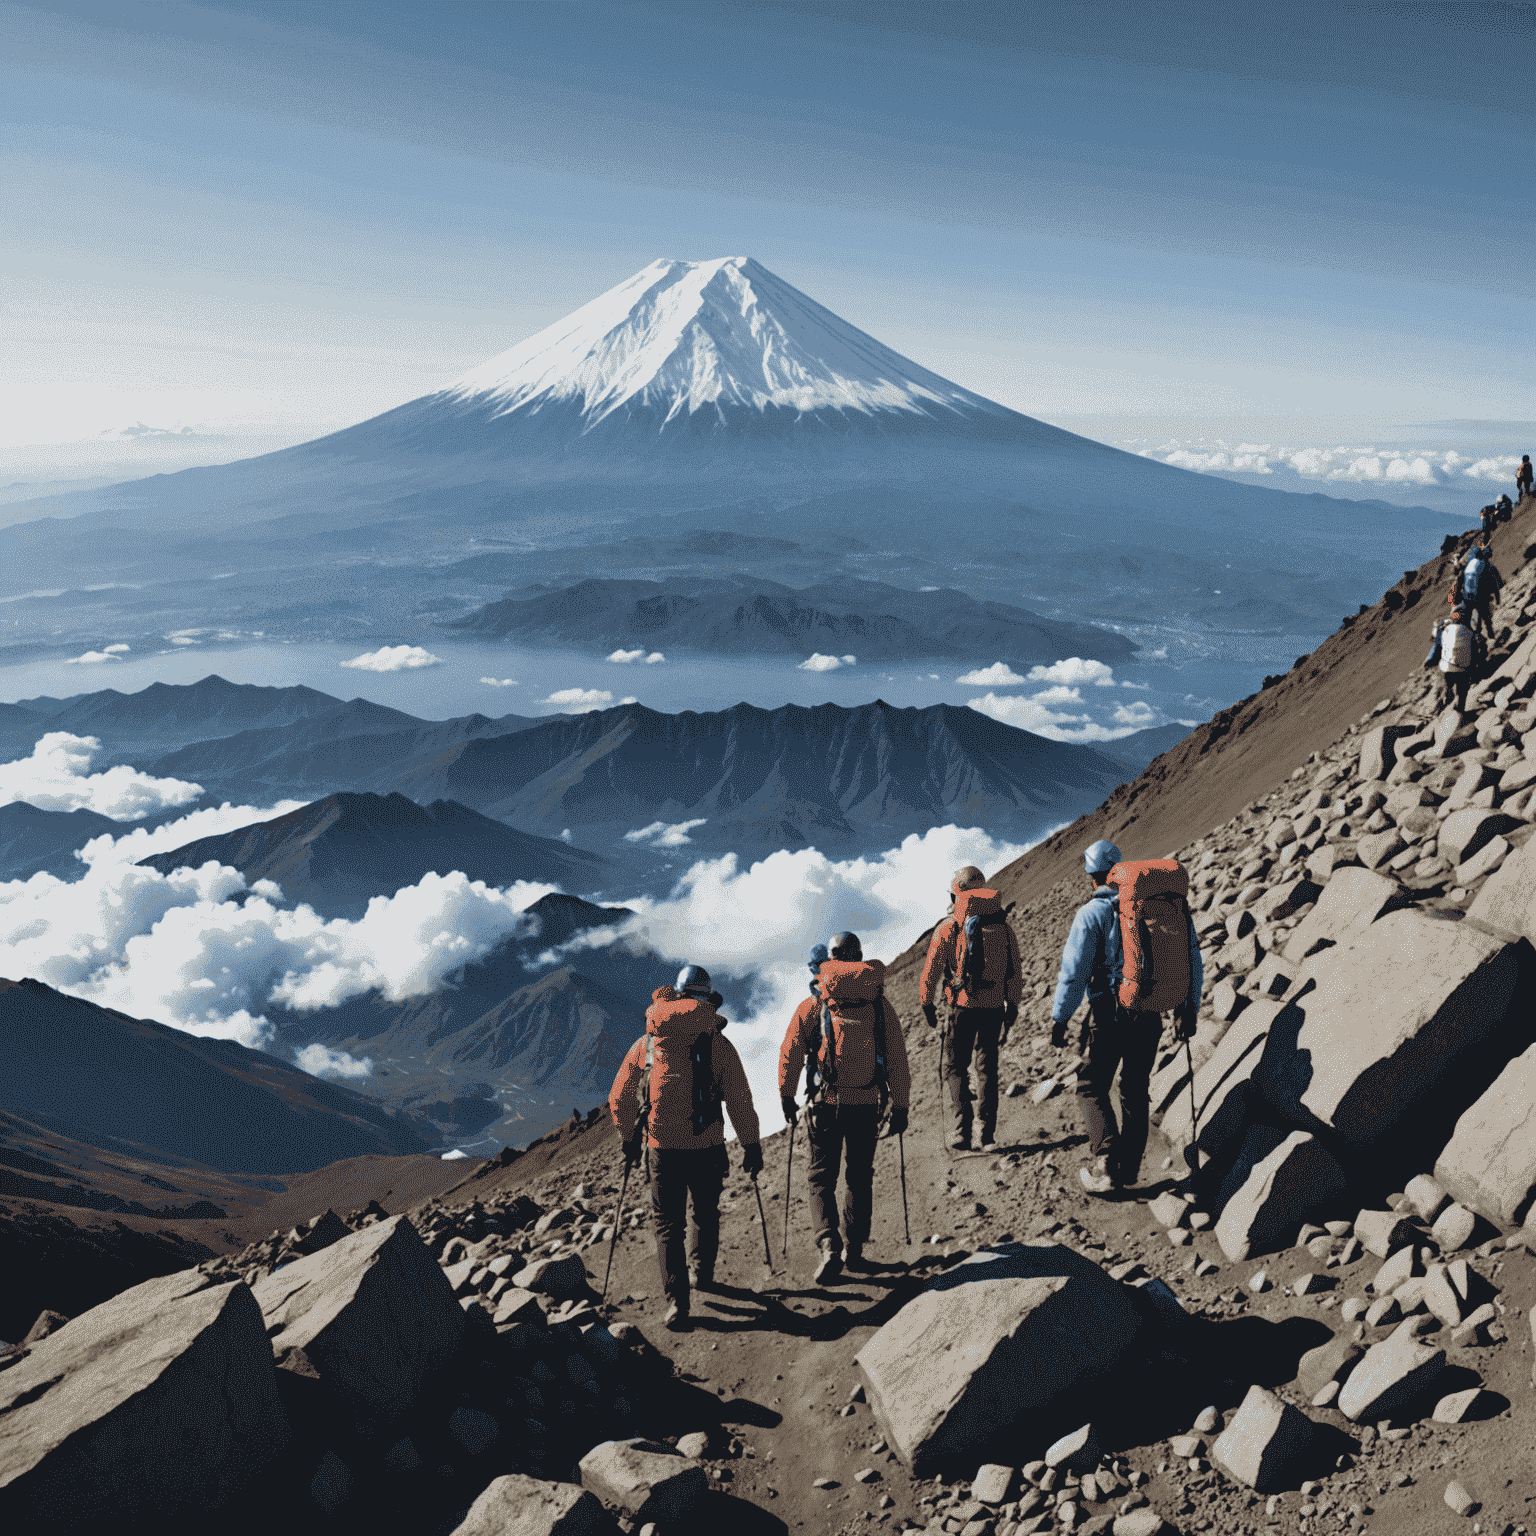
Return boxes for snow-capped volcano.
[446,256,1009,430]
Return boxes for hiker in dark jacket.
[1051,840,1202,1195]
[1518,456,1533,500]
[1463,546,1503,637]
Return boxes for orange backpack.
[806,959,889,1105]
[950,888,1013,1008]
[1107,860,1191,1012]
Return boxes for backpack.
[1444,623,1473,671]
[804,960,889,1110]
[1107,859,1192,1013]
[949,888,1013,1007]
[637,990,723,1139]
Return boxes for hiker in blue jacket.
[1050,839,1203,1196]
[1463,545,1503,638]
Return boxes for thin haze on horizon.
[5,0,1533,456]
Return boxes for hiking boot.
[979,1131,996,1148]
[813,1242,843,1285]
[689,1268,722,1295]
[663,1301,691,1331]
[949,1130,971,1151]
[1079,1156,1117,1197]
[843,1242,875,1272]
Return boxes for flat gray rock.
[252,1214,464,1421]
[578,1438,705,1524]
[1210,1384,1320,1492]
[1215,1129,1347,1262]
[452,1473,618,1535]
[0,1270,287,1529]
[1337,1332,1445,1422]
[1434,1039,1536,1227]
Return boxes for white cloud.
[560,826,1030,1134]
[956,662,1026,686]
[0,733,203,820]
[441,1148,471,1160]
[1028,658,1117,688]
[295,1042,373,1079]
[1112,700,1157,727]
[77,799,308,867]
[644,652,666,665]
[624,818,708,848]
[170,637,198,646]
[341,645,442,672]
[799,653,849,672]
[967,693,1142,744]
[104,643,130,654]
[1029,685,1083,706]
[480,676,518,687]
[543,687,614,712]
[0,857,557,1049]
[607,649,645,663]
[1140,438,1524,490]
[64,650,124,665]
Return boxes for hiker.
[1480,504,1498,541]
[1518,456,1533,500]
[1429,606,1477,712]
[919,865,1023,1151]
[1495,493,1514,522]
[778,932,911,1282]
[1463,544,1503,637]
[608,965,762,1330]
[1050,840,1203,1196]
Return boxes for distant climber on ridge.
[1050,840,1203,1196]
[608,964,762,1331]
[920,865,1022,1151]
[779,931,911,1283]
[1517,455,1533,500]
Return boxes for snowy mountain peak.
[447,257,1005,428]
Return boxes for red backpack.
[949,888,1013,1008]
[1107,860,1191,1012]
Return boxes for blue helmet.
[1084,839,1122,876]
[675,964,712,995]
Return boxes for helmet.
[1084,838,1122,875]
[950,865,985,892]
[827,931,862,960]
[675,964,712,994]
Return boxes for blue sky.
[5,0,1533,459]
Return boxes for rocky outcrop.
[578,1439,706,1525]
[0,1270,287,1530]
[453,1474,619,1534]
[1433,1041,1536,1227]
[855,1243,1142,1473]
[251,1214,464,1419]
[1214,1129,1348,1262]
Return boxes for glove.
[1050,1018,1068,1050]
[887,1105,908,1136]
[1173,1003,1198,1042]
[780,1095,799,1127]
[741,1143,764,1179]
[921,1003,938,1030]
[621,1136,642,1170]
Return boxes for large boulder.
[1438,809,1522,868]
[1281,868,1405,963]
[1215,1129,1349,1262]
[251,1214,464,1421]
[452,1474,618,1535]
[854,1243,1141,1474]
[578,1439,706,1524]
[1160,999,1287,1160]
[1210,1384,1322,1492]
[0,1271,287,1530]
[1434,1041,1536,1227]
[1336,1333,1445,1422]
[1256,912,1519,1147]
[1359,725,1418,785]
[1466,836,1536,945]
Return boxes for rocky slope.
[7,495,1536,1535]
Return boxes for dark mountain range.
[136,792,604,919]
[0,976,434,1175]
[146,694,1144,861]
[0,258,1446,645]
[455,575,1134,664]
[268,893,648,1147]
[0,803,122,881]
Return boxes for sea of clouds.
[961,658,1162,742]
[0,731,1027,1113]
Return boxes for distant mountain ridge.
[137,792,604,919]
[454,574,1134,663]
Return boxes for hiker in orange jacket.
[919,865,1023,1150]
[609,965,761,1330]
[778,932,911,1283]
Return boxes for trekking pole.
[782,1121,795,1259]
[601,1157,632,1305]
[751,1176,774,1270]
[898,1132,911,1245]
[1182,1036,1201,1176]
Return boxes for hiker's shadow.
[694,1275,921,1340]
[676,1492,788,1535]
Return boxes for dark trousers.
[1441,669,1471,712]
[1075,998,1161,1184]
[943,1006,1006,1141]
[806,1102,880,1252]
[649,1145,726,1308]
